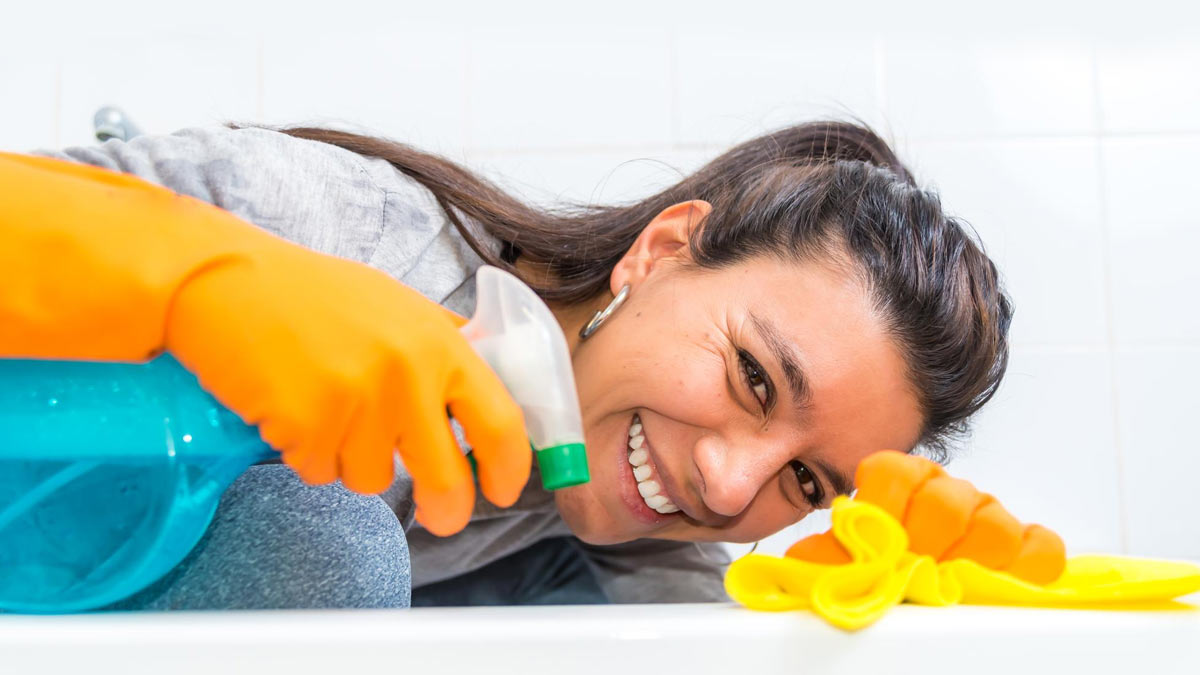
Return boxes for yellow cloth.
[724,497,1200,631]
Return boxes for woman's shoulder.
[40,125,450,265]
[173,126,490,309]
[169,125,429,200]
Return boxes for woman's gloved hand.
[0,152,531,536]
[786,450,1066,584]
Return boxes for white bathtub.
[2,599,1198,674]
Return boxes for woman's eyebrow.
[811,456,854,498]
[749,311,854,499]
[748,310,813,411]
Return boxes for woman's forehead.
[721,257,880,339]
[727,260,923,435]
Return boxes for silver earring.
[579,284,630,340]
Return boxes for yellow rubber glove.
[786,450,1066,584]
[0,151,531,536]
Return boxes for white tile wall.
[4,5,1199,562]
[1096,41,1200,134]
[945,350,1124,554]
[1104,137,1200,344]
[882,41,1097,140]
[1114,348,1200,558]
[261,26,470,152]
[0,41,58,151]
[674,33,882,147]
[464,28,674,152]
[903,138,1107,348]
[56,33,259,149]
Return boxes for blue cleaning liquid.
[0,354,274,613]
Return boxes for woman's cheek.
[665,358,734,422]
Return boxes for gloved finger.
[282,446,338,486]
[395,397,476,536]
[444,343,531,509]
[264,378,349,487]
[904,476,988,559]
[1003,524,1066,585]
[940,496,1024,569]
[785,531,852,565]
[336,401,398,495]
[853,450,944,521]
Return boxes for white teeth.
[644,494,669,509]
[637,480,661,498]
[626,415,679,515]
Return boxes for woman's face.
[551,201,925,545]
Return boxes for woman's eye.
[737,350,772,413]
[789,460,823,508]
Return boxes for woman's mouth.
[618,413,682,524]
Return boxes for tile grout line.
[1090,43,1131,555]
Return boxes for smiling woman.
[276,122,1009,548]
[25,119,1010,609]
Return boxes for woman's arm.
[1,142,530,533]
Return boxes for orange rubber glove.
[786,450,1066,584]
[0,151,531,536]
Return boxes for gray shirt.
[38,125,731,603]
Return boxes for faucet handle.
[93,106,142,142]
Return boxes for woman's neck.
[512,258,608,357]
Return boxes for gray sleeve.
[578,538,733,603]
[33,126,391,264]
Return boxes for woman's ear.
[610,200,712,295]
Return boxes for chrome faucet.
[93,106,142,142]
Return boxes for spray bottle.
[0,266,587,613]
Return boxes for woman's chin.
[553,486,638,546]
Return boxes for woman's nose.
[692,433,783,517]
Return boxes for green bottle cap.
[535,443,590,490]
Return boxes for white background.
[3,0,1198,562]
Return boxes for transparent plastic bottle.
[0,266,587,613]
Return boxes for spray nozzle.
[460,266,589,490]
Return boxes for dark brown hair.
[260,122,1011,460]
